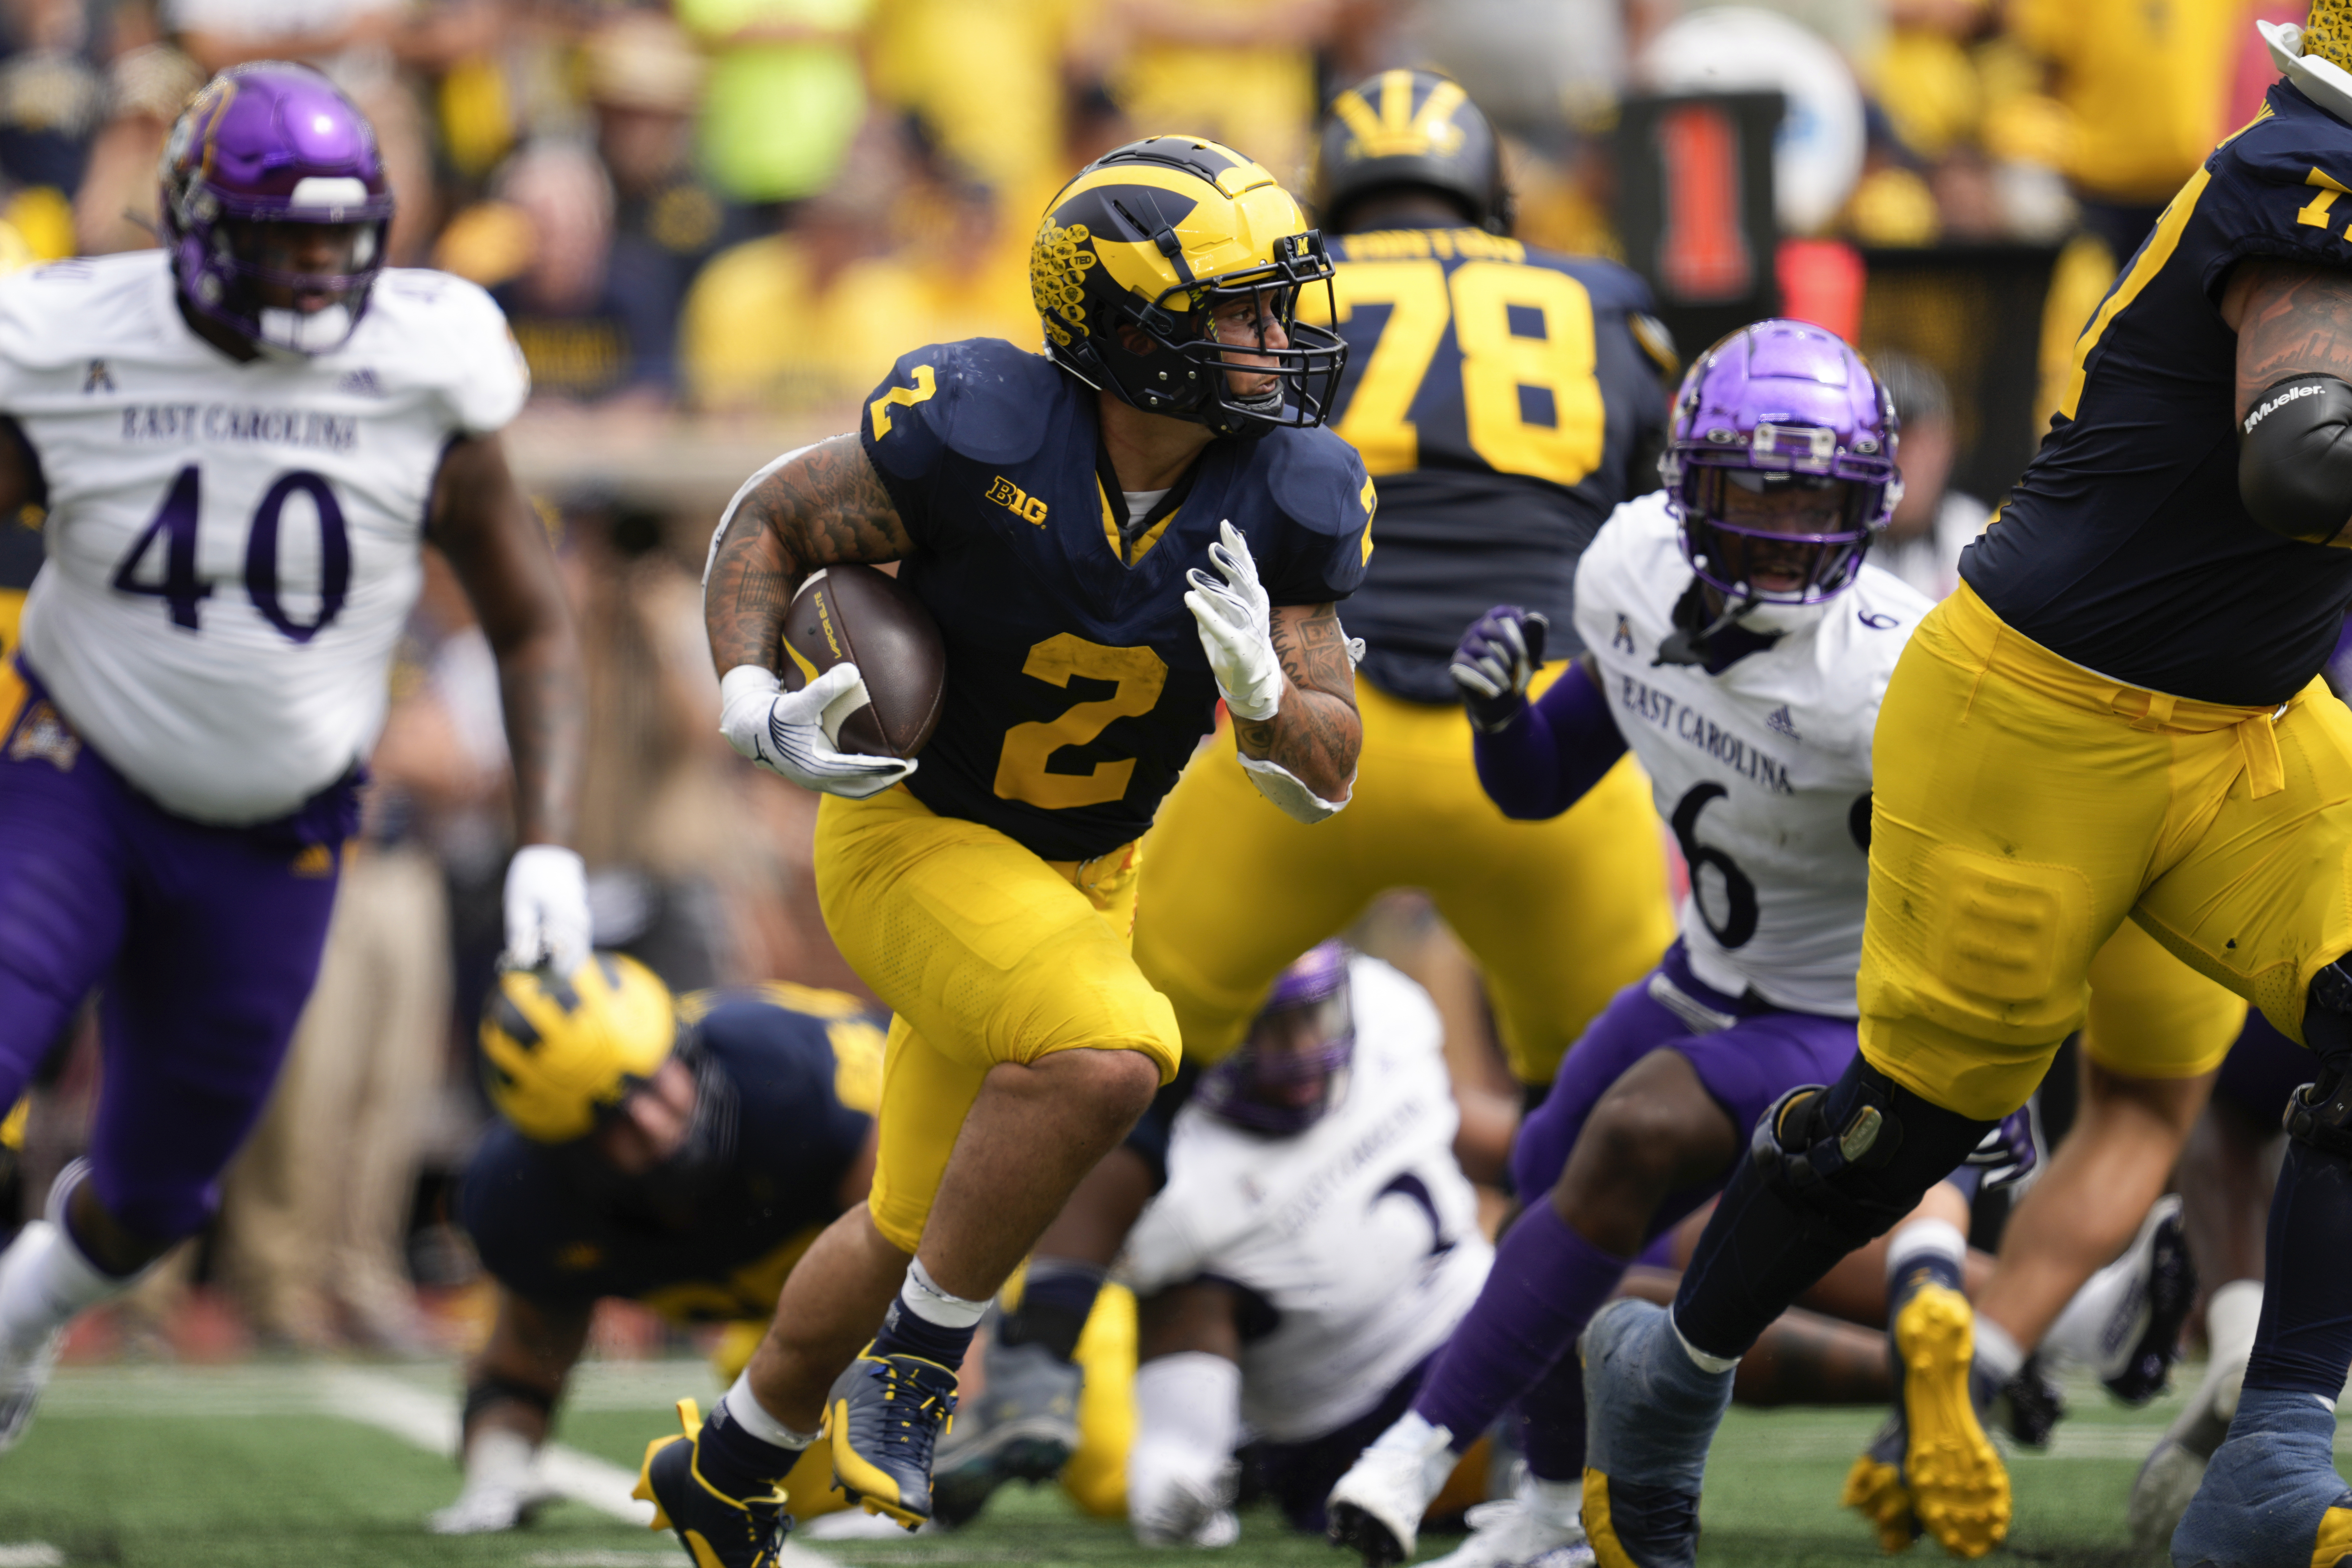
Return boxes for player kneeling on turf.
[1123,943,1492,1549]
[434,957,881,1535]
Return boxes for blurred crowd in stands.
[0,0,2308,1360]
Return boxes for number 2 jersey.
[1320,228,1671,702]
[859,338,1373,862]
[6,252,528,824]
[1576,494,1933,1015]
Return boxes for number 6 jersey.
[1574,492,1933,1016]
[8,253,528,824]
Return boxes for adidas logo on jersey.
[81,360,112,395]
[1613,614,1637,654]
[1766,705,1800,740]
[339,369,383,398]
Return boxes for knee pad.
[2289,958,2352,1160]
[1748,1059,1998,1249]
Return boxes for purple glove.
[1963,1103,2041,1191]
[1450,606,1549,733]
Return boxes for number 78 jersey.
[9,254,528,825]
[1575,494,1933,1016]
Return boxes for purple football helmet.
[1661,319,1901,610]
[1195,941,1355,1136]
[160,62,394,358]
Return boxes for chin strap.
[2265,20,2352,125]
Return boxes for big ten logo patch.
[987,475,1050,526]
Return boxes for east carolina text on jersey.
[1964,81,2352,705]
[1317,228,1670,701]
[1576,494,1933,1015]
[3,253,529,824]
[859,337,1373,862]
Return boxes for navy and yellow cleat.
[2173,1387,2352,1568]
[1841,1410,1921,1555]
[827,1343,960,1529]
[1579,1299,1733,1568]
[633,1399,794,1568]
[1891,1284,2008,1559]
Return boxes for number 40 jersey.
[1575,493,1933,1016]
[9,252,528,825]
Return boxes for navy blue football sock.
[695,1393,807,1495]
[998,1260,1105,1364]
[2242,1137,2352,1398]
[873,1297,981,1370]
[1889,1240,1964,1312]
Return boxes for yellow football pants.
[814,787,1182,1255]
[1860,583,2352,1119]
[2082,915,2246,1079]
[1133,671,1675,1084]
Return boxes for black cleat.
[633,1399,793,1568]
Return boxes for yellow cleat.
[1841,1446,1920,1554]
[1893,1285,2009,1559]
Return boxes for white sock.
[1973,1316,2025,1385]
[1129,1352,1241,1534]
[0,1219,123,1358]
[1885,1217,1968,1284]
[721,1374,818,1451]
[1372,1407,1455,1455]
[1521,1471,1584,1529]
[900,1258,989,1329]
[2193,1279,2263,1427]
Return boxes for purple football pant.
[0,680,349,1242]
[1410,941,1857,1481]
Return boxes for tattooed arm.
[1231,601,1361,801]
[2225,260,2352,545]
[703,434,917,674]
[429,432,582,848]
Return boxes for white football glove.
[501,844,590,974]
[428,1431,557,1535]
[719,663,916,799]
[1184,521,1283,722]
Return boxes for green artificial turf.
[0,1362,2304,1568]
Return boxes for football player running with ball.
[0,63,584,1448]
[1327,319,1928,1568]
[940,71,1681,1505]
[1577,16,2352,1568]
[655,137,1371,1568]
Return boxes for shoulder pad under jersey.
[1264,423,1376,538]
[863,337,1061,472]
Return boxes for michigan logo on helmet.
[1029,135,1346,438]
[480,954,677,1143]
[1311,69,1511,236]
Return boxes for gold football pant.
[1133,670,1675,1084]
[814,787,1182,1254]
[1860,583,2352,1119]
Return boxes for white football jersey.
[1574,493,1932,1016]
[9,253,528,824]
[1124,957,1493,1445]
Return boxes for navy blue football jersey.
[1964,82,2352,706]
[860,338,1373,862]
[1316,228,1671,703]
[461,986,880,1320]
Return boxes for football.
[779,564,947,759]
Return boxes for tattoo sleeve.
[2234,261,2352,421]
[703,434,916,674]
[1233,601,1362,798]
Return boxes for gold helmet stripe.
[1331,70,1469,161]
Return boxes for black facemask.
[555,1041,741,1231]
